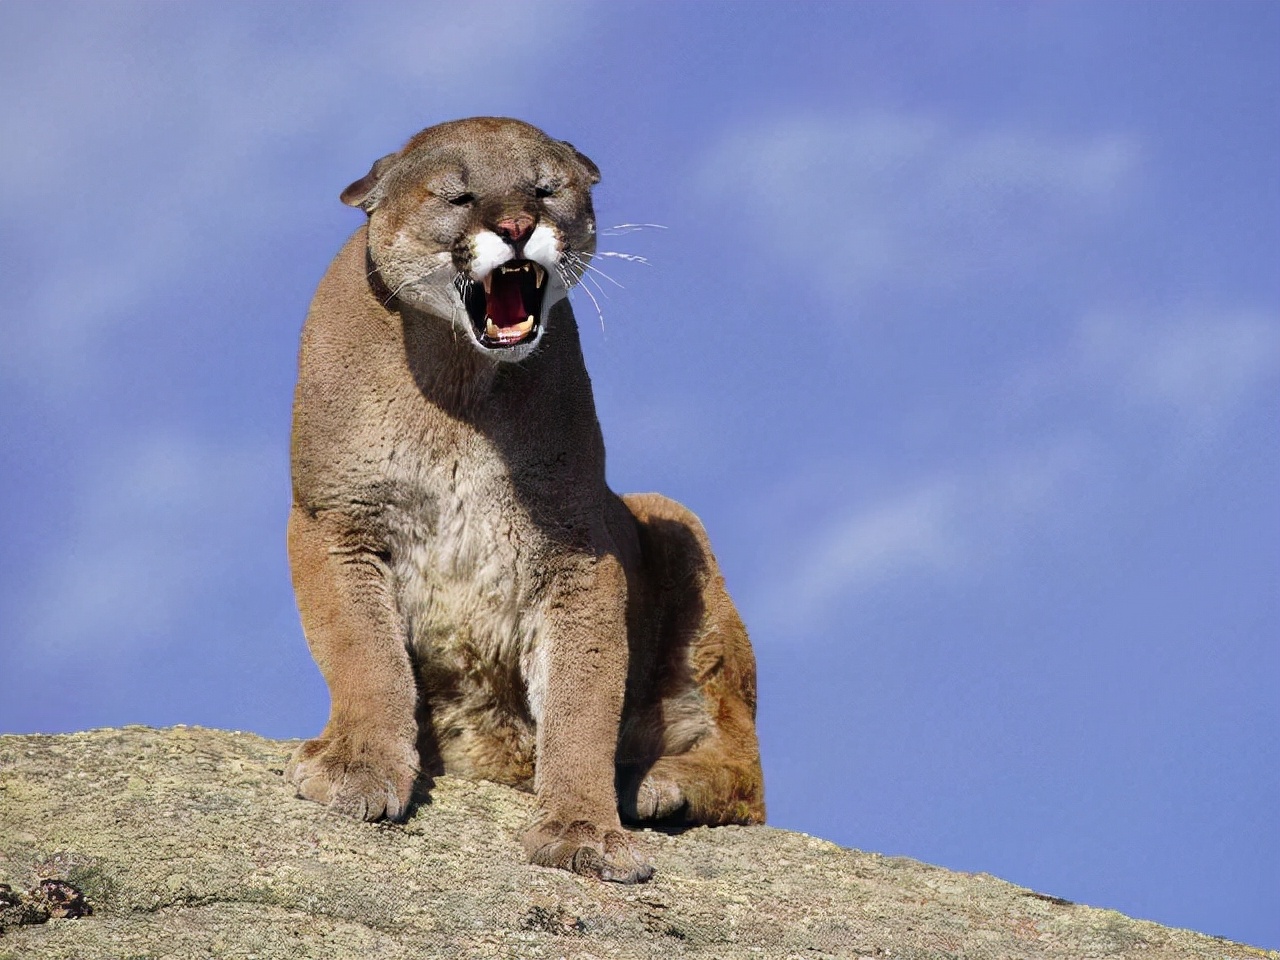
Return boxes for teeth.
[483,316,536,343]
[488,262,547,289]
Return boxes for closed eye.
[448,192,475,207]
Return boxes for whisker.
[568,256,595,288]
[574,278,606,334]
[558,258,606,333]
[582,271,611,302]
[371,256,453,289]
[577,257,627,290]
[380,260,459,304]
[601,223,668,236]
[594,251,650,265]
[555,266,582,304]
[383,278,413,305]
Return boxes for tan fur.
[286,118,764,883]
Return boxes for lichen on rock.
[0,726,1270,959]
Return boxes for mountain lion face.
[341,117,601,362]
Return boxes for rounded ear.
[340,152,398,209]
[559,140,601,186]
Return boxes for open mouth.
[459,260,548,348]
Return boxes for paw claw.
[524,819,653,883]
[287,736,415,822]
[601,860,655,884]
[635,775,686,820]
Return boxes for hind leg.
[617,493,765,827]
[626,702,764,825]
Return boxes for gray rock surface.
[0,726,1270,959]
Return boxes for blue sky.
[1,0,1276,948]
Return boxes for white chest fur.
[383,438,549,723]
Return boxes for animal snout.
[495,214,535,244]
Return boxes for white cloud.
[753,437,1097,630]
[1002,306,1280,439]
[1075,308,1280,431]
[7,434,288,659]
[0,1,586,393]
[697,112,1139,296]
[788,479,962,601]
[0,2,577,194]
[749,304,1279,633]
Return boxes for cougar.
[286,117,764,883]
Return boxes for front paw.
[285,735,417,822]
[523,818,654,884]
[627,771,688,822]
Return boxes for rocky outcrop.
[0,726,1270,959]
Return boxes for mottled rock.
[0,726,1270,959]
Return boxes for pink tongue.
[488,271,526,328]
